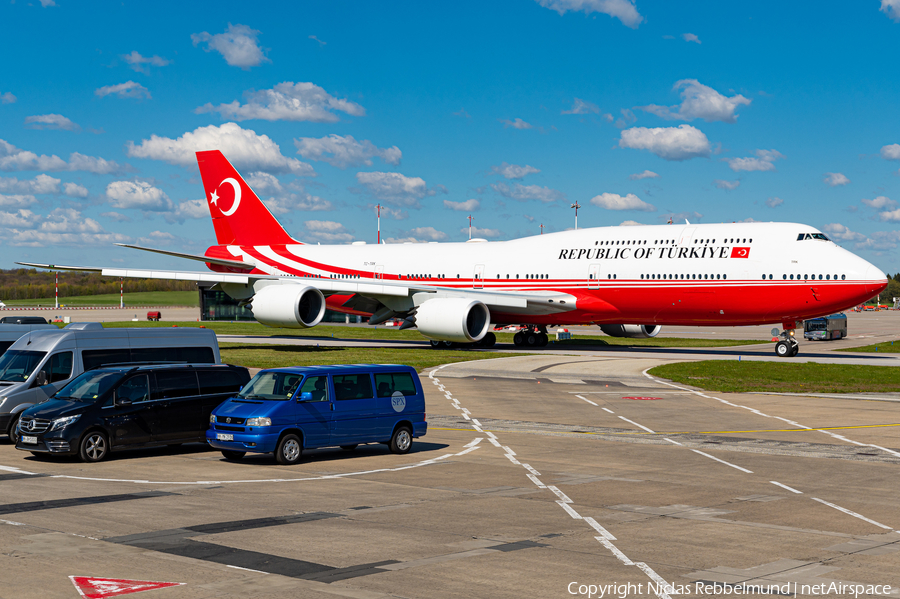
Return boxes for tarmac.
[1,306,899,598]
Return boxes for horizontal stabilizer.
[115,244,254,271]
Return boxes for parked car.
[207,364,427,465]
[0,322,220,442]
[15,363,250,462]
[0,316,49,324]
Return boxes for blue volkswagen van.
[207,364,427,465]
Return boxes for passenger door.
[104,374,153,447]
[197,369,245,425]
[150,370,201,442]
[373,371,419,440]
[294,375,332,448]
[331,373,377,444]
[33,351,74,402]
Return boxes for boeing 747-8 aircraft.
[20,150,888,357]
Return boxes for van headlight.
[246,417,271,427]
[50,414,80,431]
[210,414,217,424]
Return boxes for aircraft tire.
[537,333,548,347]
[775,341,791,357]
[513,332,525,346]
[480,332,496,348]
[525,332,539,347]
[789,343,799,357]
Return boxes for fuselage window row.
[639,274,728,280]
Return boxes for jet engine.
[414,298,490,343]
[248,284,326,329]
[599,324,662,338]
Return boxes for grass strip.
[3,291,199,307]
[219,343,528,372]
[837,342,900,354]
[649,360,900,394]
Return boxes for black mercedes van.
[15,363,250,462]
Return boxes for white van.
[0,322,60,355]
[0,323,220,441]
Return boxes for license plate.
[216,433,233,441]
[21,435,37,444]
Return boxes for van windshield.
[0,350,46,382]
[54,371,126,403]
[237,371,304,401]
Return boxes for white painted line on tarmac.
[0,465,36,474]
[602,407,615,414]
[227,565,269,574]
[811,498,894,530]
[557,500,582,519]
[598,538,633,566]
[663,438,683,446]
[456,446,481,456]
[502,446,516,456]
[635,562,674,599]
[548,485,573,504]
[505,454,521,465]
[522,463,541,476]
[526,473,546,488]
[575,394,598,406]
[583,517,616,540]
[618,416,656,434]
[690,449,753,473]
[464,438,483,448]
[770,481,803,494]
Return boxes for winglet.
[196,150,299,246]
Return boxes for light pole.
[468,214,474,240]
[540,223,544,235]
[570,201,581,230]
[376,204,382,244]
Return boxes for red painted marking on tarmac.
[623,396,661,401]
[69,577,184,598]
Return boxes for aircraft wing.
[16,261,576,314]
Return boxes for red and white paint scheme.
[21,150,887,357]
[69,576,184,598]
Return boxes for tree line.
[0,268,195,300]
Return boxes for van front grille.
[215,425,244,432]
[18,417,50,434]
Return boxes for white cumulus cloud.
[405,226,449,241]
[823,223,867,242]
[121,51,170,73]
[491,162,540,179]
[24,114,80,131]
[765,197,784,208]
[95,81,151,100]
[878,209,900,222]
[629,170,659,180]
[500,118,533,129]
[535,0,643,28]
[126,122,314,176]
[0,174,60,195]
[824,172,850,186]
[460,226,501,238]
[881,143,900,160]
[682,33,701,44]
[619,125,711,161]
[295,134,400,168]
[726,149,784,172]
[197,82,365,123]
[491,182,565,202]
[63,182,89,198]
[303,220,354,243]
[191,23,270,69]
[444,199,480,211]
[1,92,15,104]
[638,80,751,123]
[0,193,36,208]
[881,0,900,22]
[0,139,122,174]
[562,98,600,115]
[862,196,897,210]
[590,192,655,211]
[714,179,740,191]
[354,172,441,207]
[106,180,173,212]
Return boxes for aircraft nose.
[865,264,888,294]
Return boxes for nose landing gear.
[773,327,800,357]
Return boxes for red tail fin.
[196,150,298,246]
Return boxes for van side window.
[82,349,130,371]
[375,372,417,397]
[48,351,73,383]
[153,371,200,399]
[332,374,374,401]
[117,374,150,403]
[299,375,328,401]
[198,370,243,395]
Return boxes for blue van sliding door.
[330,373,377,444]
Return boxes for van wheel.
[389,426,413,455]
[221,450,245,461]
[7,414,20,444]
[340,444,358,451]
[276,434,302,465]
[79,431,109,463]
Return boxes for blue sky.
[2,0,900,272]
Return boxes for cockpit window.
[797,233,831,241]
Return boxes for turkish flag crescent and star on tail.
[731,247,751,258]
[69,576,184,598]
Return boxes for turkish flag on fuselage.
[731,247,751,258]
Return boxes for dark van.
[16,363,250,462]
[207,364,427,465]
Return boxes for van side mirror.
[299,392,313,402]
[35,370,49,387]
[116,395,132,406]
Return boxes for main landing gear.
[513,326,549,348]
[772,327,800,358]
